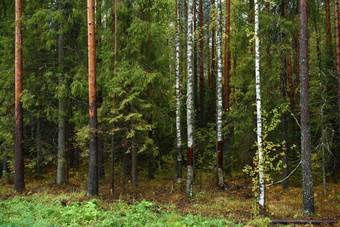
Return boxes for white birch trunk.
[254,0,265,209]
[176,0,182,184]
[215,0,224,188]
[187,0,194,197]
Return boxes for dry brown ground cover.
[0,167,339,224]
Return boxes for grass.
[0,193,250,226]
[0,168,339,226]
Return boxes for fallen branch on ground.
[270,219,337,224]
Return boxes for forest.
[0,0,339,225]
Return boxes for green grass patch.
[0,194,252,226]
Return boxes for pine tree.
[199,0,204,127]
[224,0,230,112]
[335,0,340,139]
[300,0,314,215]
[224,0,231,177]
[110,0,118,196]
[57,1,66,185]
[14,0,25,193]
[280,0,289,191]
[87,0,98,196]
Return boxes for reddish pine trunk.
[335,0,340,136]
[14,0,25,193]
[87,0,98,196]
[325,0,331,49]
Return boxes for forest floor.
[0,167,339,226]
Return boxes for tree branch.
[267,160,302,187]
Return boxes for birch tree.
[176,0,182,184]
[215,0,224,188]
[187,0,194,197]
[254,0,265,209]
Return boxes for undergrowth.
[0,193,270,227]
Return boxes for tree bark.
[287,48,294,114]
[249,0,254,23]
[199,0,205,127]
[315,15,327,196]
[215,0,224,189]
[266,2,271,70]
[110,0,118,195]
[254,0,265,210]
[224,0,231,177]
[57,2,66,185]
[176,0,182,184]
[123,148,128,195]
[110,135,115,195]
[280,71,289,190]
[325,0,331,49]
[87,0,98,196]
[14,0,25,193]
[280,0,289,191]
[224,0,230,112]
[147,84,155,180]
[131,136,138,187]
[187,0,194,197]
[193,0,198,114]
[335,0,340,140]
[36,110,42,176]
[320,64,327,196]
[210,0,216,123]
[36,54,43,176]
[98,130,105,180]
[300,0,314,215]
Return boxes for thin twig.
[289,110,302,130]
[0,20,15,24]
[267,160,302,187]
